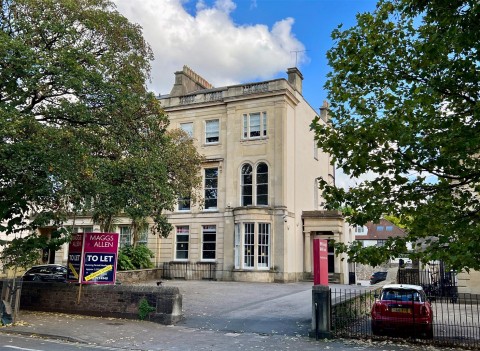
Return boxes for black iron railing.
[161,261,217,280]
[330,288,480,349]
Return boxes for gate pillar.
[310,285,331,339]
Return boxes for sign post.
[313,239,328,285]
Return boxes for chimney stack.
[170,65,213,97]
[319,100,329,122]
[287,67,303,94]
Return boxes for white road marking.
[3,346,43,351]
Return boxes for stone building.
[60,66,354,283]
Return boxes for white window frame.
[243,112,267,139]
[240,162,268,206]
[257,223,270,268]
[204,167,218,210]
[180,122,193,137]
[354,225,367,235]
[69,226,93,234]
[175,226,189,260]
[256,163,268,205]
[205,119,219,144]
[119,225,132,248]
[243,223,255,269]
[236,222,271,270]
[241,164,253,206]
[234,224,241,269]
[177,195,191,211]
[201,225,216,261]
[137,226,149,245]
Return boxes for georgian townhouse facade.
[57,66,354,283]
[152,66,352,283]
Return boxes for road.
[0,334,116,351]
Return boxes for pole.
[76,232,86,304]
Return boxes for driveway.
[159,280,369,337]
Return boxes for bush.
[138,298,156,320]
[117,245,154,271]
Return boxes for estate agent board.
[67,232,119,284]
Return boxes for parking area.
[156,280,370,336]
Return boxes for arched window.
[256,163,268,205]
[240,162,269,206]
[241,164,253,206]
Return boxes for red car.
[371,284,433,338]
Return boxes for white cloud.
[113,0,306,95]
[334,169,378,190]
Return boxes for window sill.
[240,137,268,144]
[232,268,272,272]
[239,204,269,208]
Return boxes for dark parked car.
[22,264,67,282]
[370,271,388,285]
[371,284,433,338]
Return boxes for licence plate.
[391,307,411,313]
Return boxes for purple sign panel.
[67,233,84,282]
[81,233,119,284]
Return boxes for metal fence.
[330,288,480,349]
[398,268,458,301]
[161,262,217,280]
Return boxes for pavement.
[0,280,463,351]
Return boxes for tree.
[311,0,480,271]
[0,0,203,266]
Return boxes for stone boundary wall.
[356,263,392,280]
[116,268,162,284]
[19,282,182,324]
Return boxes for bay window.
[235,222,271,270]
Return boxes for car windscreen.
[381,289,422,302]
[25,267,43,274]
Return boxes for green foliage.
[117,250,135,271]
[138,298,156,320]
[117,245,154,271]
[0,0,203,265]
[332,291,377,331]
[383,214,409,230]
[0,229,70,269]
[312,0,480,271]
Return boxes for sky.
[113,0,380,188]
[114,0,378,110]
